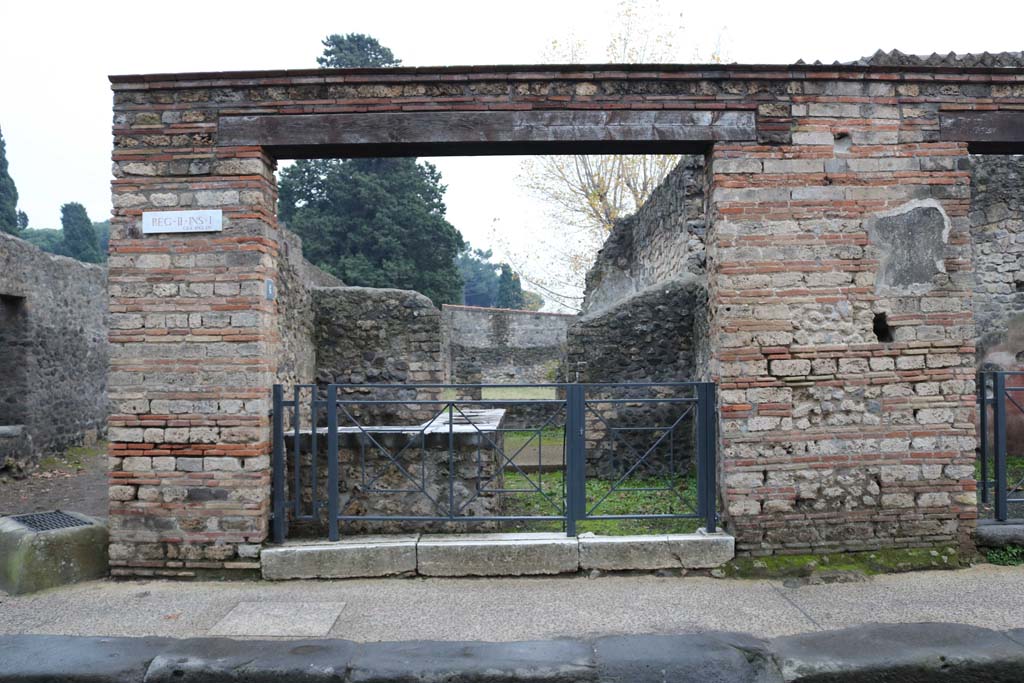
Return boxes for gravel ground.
[0,443,108,520]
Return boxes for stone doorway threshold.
[261,530,734,580]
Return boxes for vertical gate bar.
[705,383,719,532]
[448,400,455,521]
[310,391,318,514]
[695,382,718,532]
[271,384,286,544]
[995,372,1008,522]
[696,383,709,531]
[292,385,301,517]
[979,371,989,505]
[327,384,340,541]
[566,384,586,536]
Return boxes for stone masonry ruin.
[102,54,1024,576]
[0,232,109,477]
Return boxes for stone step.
[261,530,734,580]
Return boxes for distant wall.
[0,232,108,475]
[441,304,572,384]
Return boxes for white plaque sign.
[142,210,223,234]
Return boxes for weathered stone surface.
[594,633,778,683]
[868,200,951,293]
[0,232,108,475]
[974,522,1024,547]
[0,512,108,595]
[578,532,735,571]
[417,532,579,576]
[0,634,171,683]
[770,622,1024,682]
[347,639,597,683]
[144,637,358,683]
[261,536,418,580]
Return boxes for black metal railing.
[978,370,1024,521]
[270,382,718,543]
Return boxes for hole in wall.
[873,312,894,343]
[834,132,852,154]
[1016,280,1024,293]
[1016,351,1024,363]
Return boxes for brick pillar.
[107,92,280,576]
[707,99,977,555]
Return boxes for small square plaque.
[142,209,223,234]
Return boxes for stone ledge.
[263,531,735,579]
[5,624,1024,683]
[262,535,419,580]
[975,521,1024,548]
[579,530,735,571]
[417,532,580,577]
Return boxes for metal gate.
[978,370,1024,520]
[270,382,718,543]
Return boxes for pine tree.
[61,202,102,263]
[495,265,525,310]
[280,34,465,306]
[0,127,19,235]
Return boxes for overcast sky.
[2,0,1021,302]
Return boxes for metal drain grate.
[9,511,91,532]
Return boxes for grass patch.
[39,441,107,471]
[503,427,566,454]
[974,453,1024,485]
[986,544,1024,566]
[501,470,701,535]
[439,387,557,401]
[723,546,962,578]
[482,386,557,400]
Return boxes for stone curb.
[2,623,1024,682]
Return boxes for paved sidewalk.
[0,565,1021,642]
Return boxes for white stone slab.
[417,532,579,577]
[262,536,418,580]
[578,532,734,571]
[209,601,345,637]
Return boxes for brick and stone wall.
[709,102,977,556]
[106,59,1024,571]
[313,286,444,424]
[970,155,1024,370]
[441,304,572,384]
[582,156,707,316]
[0,232,108,476]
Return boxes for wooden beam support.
[940,111,1024,153]
[218,110,756,158]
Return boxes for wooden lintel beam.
[218,110,756,157]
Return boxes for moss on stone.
[723,546,962,579]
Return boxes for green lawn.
[500,470,702,535]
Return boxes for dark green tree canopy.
[457,246,501,307]
[279,34,463,305]
[279,158,465,305]
[318,33,401,68]
[0,126,19,235]
[60,202,102,263]
[495,264,526,310]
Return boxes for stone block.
[262,536,418,580]
[578,532,734,571]
[417,533,579,577]
[0,512,108,595]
